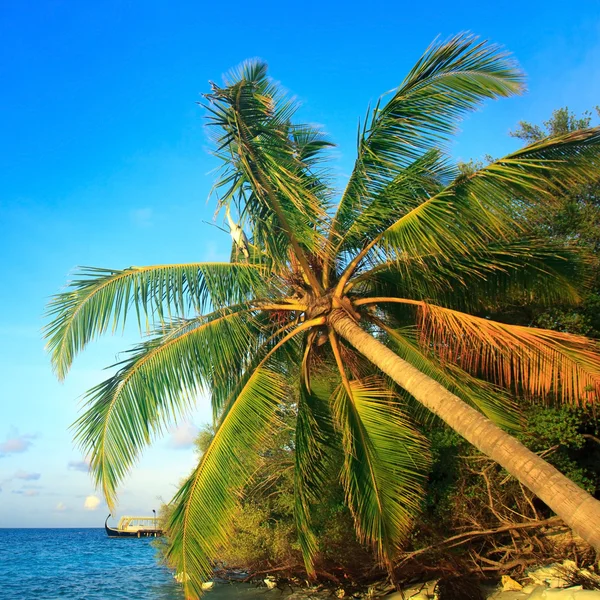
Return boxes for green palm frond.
[205,60,334,287]
[381,128,600,256]
[336,150,454,257]
[73,308,264,509]
[44,263,268,379]
[294,373,336,574]
[207,313,298,419]
[351,240,583,311]
[337,127,600,291]
[479,127,600,194]
[331,375,429,568]
[328,33,524,262]
[291,124,334,169]
[166,367,288,598]
[208,316,323,427]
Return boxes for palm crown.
[45,34,600,598]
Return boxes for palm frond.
[337,128,600,291]
[380,128,600,257]
[73,308,264,509]
[327,33,524,265]
[330,375,429,568]
[205,60,334,289]
[44,262,268,379]
[417,303,600,402]
[166,367,288,598]
[336,150,454,257]
[294,371,336,574]
[351,240,583,311]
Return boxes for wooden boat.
[104,513,163,538]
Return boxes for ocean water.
[0,528,185,600]
[0,529,279,600]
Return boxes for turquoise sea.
[0,529,269,600]
[0,528,185,599]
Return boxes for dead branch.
[519,482,540,520]
[469,551,538,572]
[395,517,562,568]
[241,564,300,582]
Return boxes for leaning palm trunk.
[330,309,600,551]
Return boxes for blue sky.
[1,1,599,527]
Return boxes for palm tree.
[45,35,600,598]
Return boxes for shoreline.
[209,560,600,600]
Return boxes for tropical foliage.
[512,107,600,338]
[167,419,379,585]
[45,35,600,598]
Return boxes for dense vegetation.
[511,107,600,339]
[158,405,599,588]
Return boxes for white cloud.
[167,422,198,450]
[0,470,41,492]
[55,502,67,512]
[68,459,90,472]
[84,495,101,511]
[0,430,37,456]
